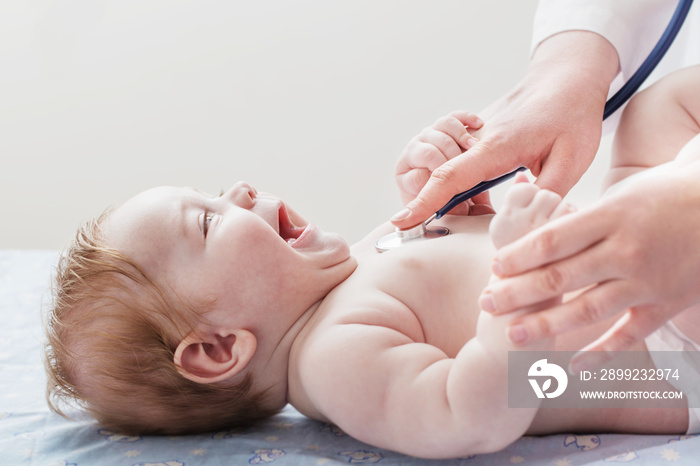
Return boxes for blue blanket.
[1,250,698,465]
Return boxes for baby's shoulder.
[292,260,429,371]
[311,271,424,342]
[288,278,424,420]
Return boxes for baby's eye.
[203,212,214,238]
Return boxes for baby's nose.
[224,181,257,207]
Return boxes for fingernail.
[466,138,478,149]
[491,260,504,276]
[508,324,529,344]
[479,291,496,312]
[391,207,412,222]
[475,117,485,126]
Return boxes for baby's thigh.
[611,66,700,174]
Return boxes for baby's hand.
[395,111,483,212]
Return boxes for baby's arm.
[606,65,700,190]
[297,320,537,459]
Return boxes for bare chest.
[325,217,496,357]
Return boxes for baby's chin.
[308,229,353,267]
[325,231,351,256]
[280,201,352,266]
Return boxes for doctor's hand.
[392,31,619,229]
[394,110,495,217]
[481,161,700,372]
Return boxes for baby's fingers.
[418,126,466,160]
[397,168,431,202]
[429,114,480,153]
[448,110,485,130]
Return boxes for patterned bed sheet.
[1,250,698,465]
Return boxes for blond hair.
[45,211,277,435]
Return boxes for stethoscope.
[376,0,694,253]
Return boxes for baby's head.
[45,182,355,434]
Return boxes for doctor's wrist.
[528,30,619,101]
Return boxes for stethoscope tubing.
[604,0,693,119]
[434,167,526,220]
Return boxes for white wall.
[1,0,609,250]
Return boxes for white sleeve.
[531,0,684,132]
[531,0,677,83]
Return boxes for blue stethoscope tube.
[435,0,693,221]
[604,0,694,120]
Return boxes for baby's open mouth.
[278,205,306,243]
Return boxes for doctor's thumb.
[391,158,481,229]
[533,158,586,199]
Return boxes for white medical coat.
[533,0,700,131]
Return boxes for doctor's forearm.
[527,31,620,109]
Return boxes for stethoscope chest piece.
[375,221,450,253]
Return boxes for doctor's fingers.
[483,240,618,315]
[533,138,597,199]
[493,205,610,277]
[504,279,642,346]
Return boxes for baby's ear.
[174,329,257,384]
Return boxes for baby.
[45,67,700,458]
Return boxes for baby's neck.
[259,299,326,407]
